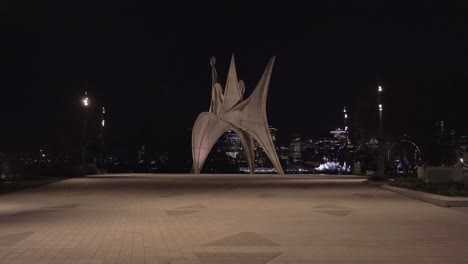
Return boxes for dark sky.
[1,2,467,160]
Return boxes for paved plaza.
[1,174,468,264]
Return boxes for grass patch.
[0,177,70,195]
[390,177,468,197]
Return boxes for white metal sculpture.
[191,55,284,174]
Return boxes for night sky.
[1,2,467,161]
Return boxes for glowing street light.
[81,90,90,174]
[101,107,106,127]
[100,106,106,173]
[377,85,385,177]
[82,91,90,107]
[343,106,348,128]
[343,106,349,170]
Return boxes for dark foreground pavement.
[0,174,467,264]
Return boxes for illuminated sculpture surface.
[191,55,284,174]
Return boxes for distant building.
[459,135,468,152]
[435,120,456,146]
[253,127,278,167]
[278,146,290,165]
[330,128,347,141]
[287,137,317,165]
[204,131,242,172]
[137,145,145,164]
[289,137,303,163]
[431,121,458,165]
[315,138,341,161]
[218,131,242,160]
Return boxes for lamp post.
[100,106,106,174]
[377,85,385,177]
[344,106,348,147]
[343,106,348,171]
[81,91,90,174]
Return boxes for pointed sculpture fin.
[221,55,242,115]
[225,57,284,174]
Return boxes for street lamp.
[377,85,385,177]
[343,106,348,142]
[81,91,89,174]
[82,96,89,107]
[100,107,106,173]
[343,106,349,173]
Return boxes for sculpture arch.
[191,55,284,174]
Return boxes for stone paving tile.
[204,232,280,247]
[166,210,203,217]
[0,232,34,246]
[0,174,467,264]
[175,204,208,210]
[352,193,374,198]
[196,252,282,264]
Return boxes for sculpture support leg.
[192,113,233,174]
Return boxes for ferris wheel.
[387,137,422,174]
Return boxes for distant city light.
[461,158,465,163]
[344,113,348,119]
[102,120,105,127]
[345,126,348,131]
[343,106,347,113]
[378,86,383,92]
[379,104,383,111]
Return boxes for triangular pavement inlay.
[316,210,353,216]
[197,252,281,264]
[165,210,201,217]
[313,203,349,209]
[175,204,207,210]
[203,232,280,247]
[0,231,34,246]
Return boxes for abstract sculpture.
[191,55,284,174]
